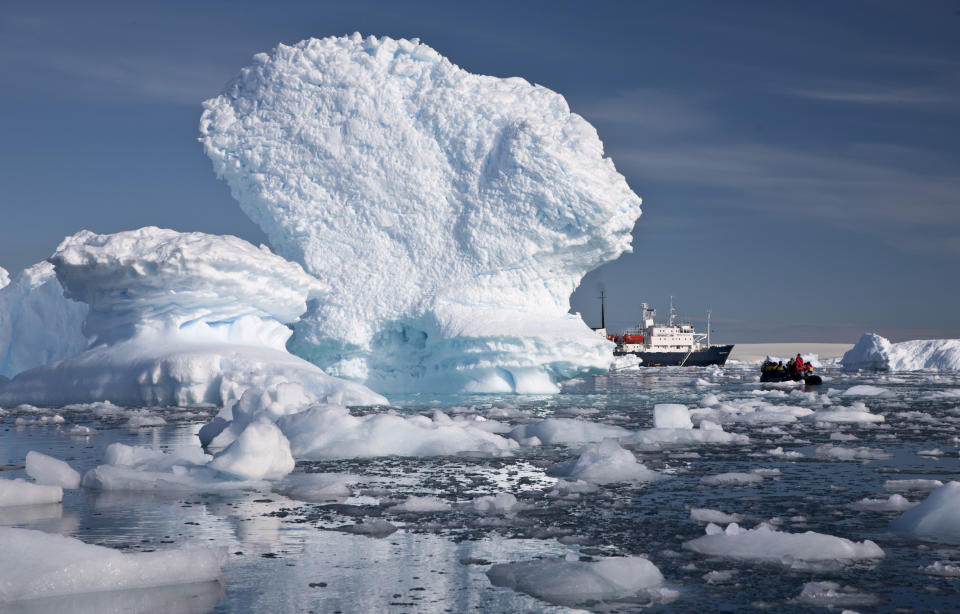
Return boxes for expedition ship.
[594,296,734,367]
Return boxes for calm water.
[2,364,959,612]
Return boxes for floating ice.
[841,385,892,397]
[277,404,517,459]
[388,496,452,513]
[0,228,386,408]
[885,479,944,493]
[547,438,658,484]
[700,472,764,487]
[807,402,885,423]
[0,265,8,288]
[794,581,879,608]
[81,441,278,491]
[25,451,81,489]
[200,34,642,393]
[848,494,917,512]
[0,261,88,378]
[921,561,960,577]
[274,473,355,503]
[690,508,744,524]
[842,333,960,372]
[0,527,226,603]
[208,419,294,480]
[467,493,523,515]
[335,519,398,537]
[654,404,693,429]
[815,444,892,461]
[486,555,671,606]
[891,481,960,544]
[683,522,884,568]
[508,418,630,445]
[0,478,62,507]
[624,420,749,449]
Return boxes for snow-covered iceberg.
[200,34,642,393]
[841,333,960,372]
[0,228,385,407]
[0,261,88,378]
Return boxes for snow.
[0,478,62,507]
[547,439,658,484]
[842,333,960,372]
[683,522,884,568]
[25,451,81,489]
[0,527,225,603]
[200,34,641,394]
[0,265,8,288]
[891,481,960,544]
[486,555,670,606]
[0,228,386,408]
[0,261,88,378]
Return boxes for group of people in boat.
[761,353,815,376]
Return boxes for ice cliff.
[0,228,385,407]
[200,34,642,393]
[0,262,88,378]
[841,333,960,372]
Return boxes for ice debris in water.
[508,417,630,445]
[547,438,659,484]
[25,451,81,489]
[885,479,944,493]
[654,403,693,428]
[842,333,960,372]
[690,508,744,524]
[793,581,879,608]
[0,527,226,603]
[683,522,884,569]
[0,478,62,507]
[387,496,452,513]
[200,34,642,394]
[891,481,960,544]
[848,494,917,512]
[814,444,893,461]
[0,228,386,408]
[921,561,960,577]
[486,555,673,607]
[700,472,765,487]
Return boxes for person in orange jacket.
[794,354,804,373]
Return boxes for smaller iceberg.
[0,228,386,407]
[841,333,960,372]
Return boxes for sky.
[1,0,958,343]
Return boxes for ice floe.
[842,333,960,372]
[486,555,673,606]
[891,481,960,544]
[0,527,225,603]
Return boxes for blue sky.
[1,0,958,342]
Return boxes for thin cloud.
[784,82,959,110]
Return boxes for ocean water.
[2,364,959,612]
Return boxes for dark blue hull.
[615,344,735,367]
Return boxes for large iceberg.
[841,333,960,372]
[200,34,642,393]
[0,228,385,407]
[0,261,88,378]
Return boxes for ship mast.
[598,290,606,330]
[706,309,712,346]
[668,296,676,327]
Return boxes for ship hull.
[615,344,735,367]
